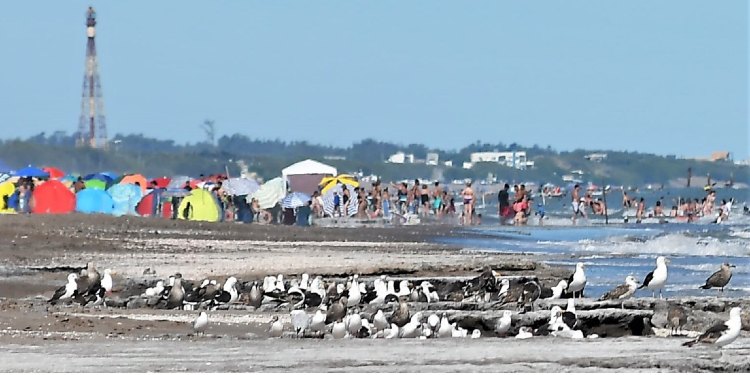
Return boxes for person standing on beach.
[461,182,475,225]
[571,184,583,224]
[432,182,443,217]
[498,184,511,225]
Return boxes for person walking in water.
[571,184,586,224]
[498,184,511,225]
[461,182,475,225]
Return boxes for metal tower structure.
[77,6,108,149]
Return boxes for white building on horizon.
[426,152,439,166]
[387,151,415,164]
[469,151,533,170]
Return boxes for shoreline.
[0,213,748,372]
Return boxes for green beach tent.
[177,189,221,222]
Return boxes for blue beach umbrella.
[15,165,49,178]
[281,192,311,209]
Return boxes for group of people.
[497,183,545,226]
[309,180,465,223]
[621,188,734,224]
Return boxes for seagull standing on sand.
[268,316,283,338]
[309,309,326,335]
[700,263,735,293]
[290,309,310,338]
[667,304,688,336]
[638,256,669,299]
[145,281,164,297]
[48,273,78,304]
[193,311,208,335]
[683,307,742,348]
[101,269,113,296]
[599,276,638,308]
[494,311,512,337]
[373,310,389,333]
[437,313,452,338]
[566,263,587,299]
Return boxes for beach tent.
[282,159,337,196]
[107,184,143,217]
[177,189,221,222]
[0,181,16,213]
[119,174,148,193]
[248,177,287,209]
[31,180,75,214]
[136,190,156,216]
[151,177,171,188]
[76,189,114,214]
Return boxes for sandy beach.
[0,214,747,372]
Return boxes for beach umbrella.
[42,167,65,179]
[321,184,358,217]
[167,175,191,190]
[84,179,107,190]
[320,174,360,195]
[223,177,260,196]
[0,173,10,184]
[15,166,49,178]
[281,192,311,209]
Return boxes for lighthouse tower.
[76,6,108,149]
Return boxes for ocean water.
[436,190,750,299]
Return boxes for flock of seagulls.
[48,262,112,308]
[46,258,743,349]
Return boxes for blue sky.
[0,1,747,159]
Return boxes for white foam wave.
[573,232,750,257]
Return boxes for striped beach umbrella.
[321,184,358,217]
[281,192,311,209]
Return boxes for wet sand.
[0,214,747,372]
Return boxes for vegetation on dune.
[0,131,746,187]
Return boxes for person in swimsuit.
[498,184,511,225]
[571,184,583,225]
[419,184,430,217]
[461,182,475,225]
[432,182,443,217]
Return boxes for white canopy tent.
[281,159,337,196]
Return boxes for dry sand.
[0,214,747,372]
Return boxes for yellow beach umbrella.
[320,174,359,194]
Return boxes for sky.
[0,1,747,159]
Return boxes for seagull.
[325,296,348,325]
[471,329,481,339]
[290,309,310,339]
[668,304,688,336]
[309,309,326,335]
[437,313,452,338]
[700,263,735,293]
[332,321,347,339]
[683,307,742,348]
[390,300,411,328]
[450,323,468,338]
[562,299,578,330]
[599,276,638,308]
[346,311,363,338]
[543,280,568,300]
[384,323,399,339]
[566,263,587,299]
[400,313,422,338]
[166,275,185,309]
[79,262,101,296]
[268,316,283,338]
[212,277,239,307]
[82,287,106,308]
[516,327,533,339]
[638,256,669,299]
[494,310,512,337]
[373,310,389,333]
[520,280,542,311]
[48,273,78,304]
[347,275,362,307]
[145,281,164,297]
[101,269,113,296]
[248,281,263,309]
[427,313,440,331]
[193,311,208,335]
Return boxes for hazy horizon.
[1,1,747,159]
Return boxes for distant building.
[387,151,414,164]
[443,160,453,167]
[584,153,608,162]
[710,151,731,162]
[426,153,439,166]
[469,151,533,170]
[323,155,347,161]
[463,162,474,169]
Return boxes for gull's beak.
[730,264,736,268]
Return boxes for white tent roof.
[282,159,337,177]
